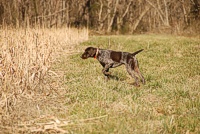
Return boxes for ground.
[58,35,200,133]
[0,31,199,133]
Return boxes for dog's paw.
[105,72,111,75]
[104,76,110,81]
[134,83,140,87]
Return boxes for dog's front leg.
[102,64,112,76]
[102,64,112,80]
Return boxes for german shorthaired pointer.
[81,47,145,86]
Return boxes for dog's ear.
[88,47,97,57]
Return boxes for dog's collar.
[94,48,99,59]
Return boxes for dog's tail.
[131,49,144,56]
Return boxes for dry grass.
[0,27,88,133]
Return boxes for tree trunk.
[146,0,165,26]
[117,0,132,33]
[163,0,169,26]
[107,0,119,33]
[132,6,150,32]
[98,0,108,31]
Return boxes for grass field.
[60,35,200,133]
[0,30,199,133]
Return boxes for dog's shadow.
[107,75,126,81]
[109,75,119,80]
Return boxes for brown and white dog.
[81,47,145,86]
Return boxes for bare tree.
[0,0,199,34]
[107,0,119,33]
[116,0,133,33]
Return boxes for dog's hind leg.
[125,62,140,87]
[133,58,145,85]
[134,66,145,84]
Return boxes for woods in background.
[0,0,199,35]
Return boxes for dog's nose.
[80,54,85,59]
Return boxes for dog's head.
[81,47,97,59]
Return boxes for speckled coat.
[81,47,145,86]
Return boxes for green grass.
[56,35,200,133]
